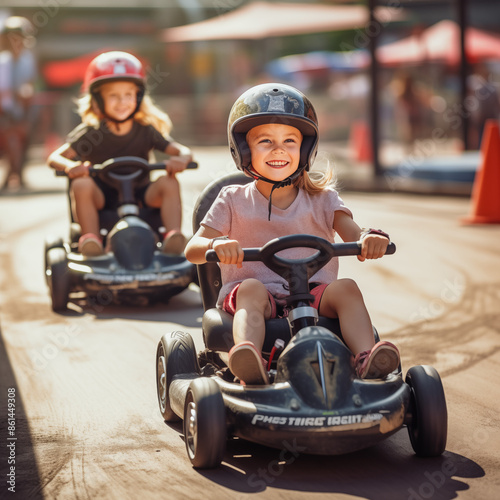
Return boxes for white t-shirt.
[201,181,353,306]
[0,49,36,119]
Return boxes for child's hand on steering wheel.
[213,239,244,269]
[66,160,92,179]
[164,155,192,175]
[358,234,389,262]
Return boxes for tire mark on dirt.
[0,207,69,323]
[393,280,500,377]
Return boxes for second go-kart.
[44,156,198,311]
[155,173,448,468]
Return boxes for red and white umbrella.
[378,20,500,66]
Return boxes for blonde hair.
[294,166,336,194]
[76,84,173,136]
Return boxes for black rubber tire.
[70,223,82,248]
[406,365,448,457]
[46,247,70,312]
[191,265,200,287]
[183,377,226,469]
[156,331,199,422]
[44,237,64,285]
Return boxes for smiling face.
[99,81,139,122]
[246,123,303,182]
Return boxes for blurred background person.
[392,72,432,153]
[468,62,500,150]
[0,15,37,190]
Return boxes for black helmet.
[228,83,319,177]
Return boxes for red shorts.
[222,283,328,318]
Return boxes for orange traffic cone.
[461,119,500,224]
[349,120,372,163]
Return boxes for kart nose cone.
[108,216,156,270]
[275,327,354,410]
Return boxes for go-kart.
[155,173,448,468]
[44,156,198,311]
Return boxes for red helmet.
[83,51,146,123]
[83,51,146,93]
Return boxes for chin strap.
[103,111,137,132]
[266,178,292,220]
[245,166,302,221]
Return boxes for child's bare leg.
[145,175,182,232]
[233,279,271,351]
[70,177,104,236]
[2,129,23,186]
[229,279,271,384]
[145,175,186,254]
[319,278,400,378]
[318,278,374,354]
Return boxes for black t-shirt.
[67,121,170,164]
[66,121,170,207]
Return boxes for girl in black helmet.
[48,51,192,256]
[185,83,400,385]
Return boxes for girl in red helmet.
[185,83,400,385]
[48,51,192,256]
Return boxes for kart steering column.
[283,267,318,335]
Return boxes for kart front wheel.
[156,331,199,422]
[46,247,70,312]
[184,377,226,468]
[406,365,447,457]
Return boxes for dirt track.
[1,153,499,499]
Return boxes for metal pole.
[458,0,469,150]
[368,0,381,176]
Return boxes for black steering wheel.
[91,157,151,203]
[207,234,396,296]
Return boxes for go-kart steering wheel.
[258,234,342,281]
[206,234,396,297]
[93,157,151,203]
[92,156,198,205]
[56,155,197,206]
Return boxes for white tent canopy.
[163,1,405,42]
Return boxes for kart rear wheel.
[191,265,200,287]
[46,247,70,312]
[44,237,64,285]
[184,378,226,469]
[406,365,447,457]
[156,331,199,422]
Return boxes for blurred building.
[1,0,500,155]
[0,0,225,149]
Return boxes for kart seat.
[65,179,164,248]
[192,172,344,355]
[97,207,163,234]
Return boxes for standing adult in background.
[0,16,37,190]
[468,63,500,150]
[393,73,430,153]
